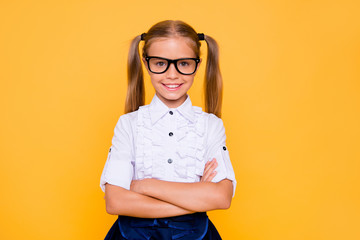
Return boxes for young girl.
[100,20,236,240]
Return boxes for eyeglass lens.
[148,57,198,75]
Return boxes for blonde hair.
[125,20,223,118]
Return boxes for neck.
[156,94,188,108]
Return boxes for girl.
[100,20,236,240]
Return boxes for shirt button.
[169,132,173,137]
[167,159,173,164]
[223,146,227,151]
[169,111,173,115]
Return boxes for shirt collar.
[149,94,196,125]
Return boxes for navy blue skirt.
[104,212,222,240]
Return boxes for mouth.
[162,83,183,91]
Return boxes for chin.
[166,94,186,101]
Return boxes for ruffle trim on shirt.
[135,105,207,181]
[175,106,206,180]
[135,106,152,179]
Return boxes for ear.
[198,58,202,67]
[142,57,151,74]
[193,58,202,75]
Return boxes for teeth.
[165,84,180,88]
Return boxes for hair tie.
[141,33,146,41]
[197,33,205,41]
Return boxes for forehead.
[146,37,197,58]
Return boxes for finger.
[201,159,218,182]
[204,158,216,172]
[205,164,218,180]
[204,159,213,169]
[203,159,215,176]
[202,161,212,179]
[202,170,217,182]
[205,159,218,175]
[207,171,217,182]
[203,161,211,174]
[206,160,218,178]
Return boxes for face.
[143,37,200,108]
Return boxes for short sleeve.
[99,114,135,192]
[205,115,237,196]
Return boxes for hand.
[201,158,218,182]
[130,179,153,195]
[130,179,144,194]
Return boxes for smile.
[162,83,183,90]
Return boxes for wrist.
[141,178,153,196]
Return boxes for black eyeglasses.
[145,56,200,75]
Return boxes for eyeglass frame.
[144,56,201,75]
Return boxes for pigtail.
[204,35,223,118]
[125,35,145,113]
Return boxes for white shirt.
[100,95,236,196]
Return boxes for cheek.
[150,74,162,86]
[185,76,195,84]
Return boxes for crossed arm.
[105,159,233,218]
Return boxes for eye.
[178,60,190,67]
[154,60,167,67]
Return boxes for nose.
[165,62,179,79]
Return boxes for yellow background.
[1,0,359,239]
